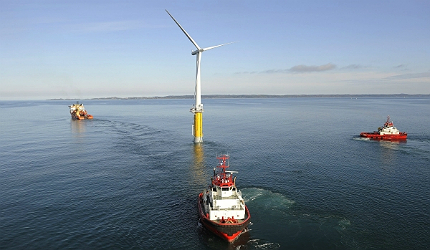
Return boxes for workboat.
[360,116,407,140]
[69,102,93,120]
[198,155,251,242]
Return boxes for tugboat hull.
[198,193,250,242]
[360,132,407,140]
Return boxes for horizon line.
[48,93,430,101]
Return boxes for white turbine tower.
[166,10,233,143]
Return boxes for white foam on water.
[338,218,351,231]
[242,187,295,210]
[353,136,370,141]
[247,238,281,249]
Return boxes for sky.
[1,0,429,100]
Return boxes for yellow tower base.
[193,111,203,143]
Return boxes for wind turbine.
[166,10,233,143]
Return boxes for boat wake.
[243,187,295,211]
[247,239,281,249]
[352,136,370,141]
[240,188,356,249]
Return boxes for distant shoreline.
[51,94,430,100]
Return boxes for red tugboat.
[198,155,251,242]
[69,102,93,120]
[360,116,407,140]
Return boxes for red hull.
[198,193,251,242]
[360,132,407,140]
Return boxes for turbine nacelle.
[191,42,235,55]
[191,50,201,55]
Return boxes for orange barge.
[69,102,93,120]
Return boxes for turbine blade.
[202,41,235,52]
[165,10,200,50]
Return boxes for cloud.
[384,71,430,80]
[289,63,336,72]
[342,64,364,70]
[236,63,337,75]
[262,69,287,74]
[392,64,409,71]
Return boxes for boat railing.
[212,205,244,211]
[213,193,239,200]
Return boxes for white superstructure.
[201,155,246,222]
[378,116,400,135]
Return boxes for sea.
[0,97,429,250]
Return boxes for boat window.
[212,187,216,192]
[222,187,229,191]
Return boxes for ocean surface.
[1,97,429,250]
